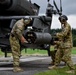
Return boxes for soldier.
[50,35,65,65]
[50,32,66,65]
[9,18,32,72]
[48,15,75,73]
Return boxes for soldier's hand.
[24,40,28,43]
[21,36,28,43]
[54,41,58,43]
[54,41,57,44]
[54,41,60,44]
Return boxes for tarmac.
[0,55,76,75]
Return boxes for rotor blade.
[47,0,50,2]
[60,0,62,13]
[53,0,59,13]
[29,0,31,3]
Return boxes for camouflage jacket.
[11,19,30,40]
[54,37,63,48]
[56,22,73,48]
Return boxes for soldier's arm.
[20,36,28,43]
[16,28,28,43]
[56,25,70,38]
[15,21,24,40]
[15,28,23,39]
[61,25,70,36]
[16,21,29,43]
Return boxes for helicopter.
[0,0,63,57]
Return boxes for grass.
[0,50,4,56]
[34,65,76,75]
[0,47,76,57]
[0,47,76,75]
[0,48,48,57]
[22,48,47,54]
[33,47,76,75]
[22,47,76,55]
[72,47,76,54]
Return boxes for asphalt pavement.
[0,55,76,75]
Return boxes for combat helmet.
[58,15,68,22]
[24,18,32,25]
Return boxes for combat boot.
[19,55,22,58]
[13,67,24,72]
[49,61,54,65]
[48,65,57,69]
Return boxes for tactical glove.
[21,36,28,43]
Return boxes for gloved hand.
[21,36,28,43]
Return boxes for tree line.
[50,28,76,47]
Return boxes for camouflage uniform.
[9,19,31,72]
[50,34,64,64]
[54,22,75,70]
[50,45,58,65]
[54,37,64,65]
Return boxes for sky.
[31,0,76,29]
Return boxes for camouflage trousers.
[55,48,75,70]
[50,50,57,63]
[9,36,21,67]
